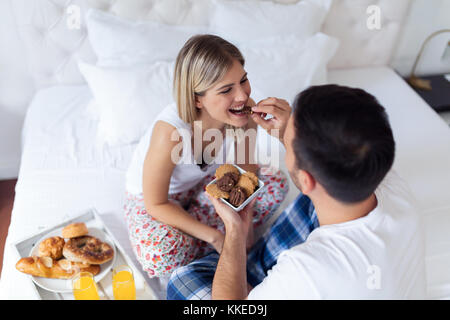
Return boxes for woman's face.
[196,59,251,128]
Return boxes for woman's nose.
[234,85,249,102]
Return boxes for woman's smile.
[227,103,251,126]
[228,103,249,117]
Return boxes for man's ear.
[298,169,316,195]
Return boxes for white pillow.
[85,9,209,67]
[210,0,332,45]
[242,33,339,104]
[109,0,212,26]
[78,61,175,146]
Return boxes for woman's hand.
[250,97,292,145]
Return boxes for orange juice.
[112,267,136,300]
[72,272,100,300]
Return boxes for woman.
[124,34,288,279]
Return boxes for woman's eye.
[219,79,247,94]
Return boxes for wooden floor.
[0,179,16,277]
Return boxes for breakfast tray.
[13,208,157,300]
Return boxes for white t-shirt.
[126,103,233,195]
[248,171,426,299]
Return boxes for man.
[167,85,426,299]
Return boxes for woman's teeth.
[230,104,244,111]
[229,105,253,115]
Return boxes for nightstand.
[405,74,450,113]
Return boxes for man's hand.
[251,97,292,145]
[206,194,256,244]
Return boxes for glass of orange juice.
[72,271,100,300]
[112,265,136,300]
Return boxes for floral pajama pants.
[123,168,288,278]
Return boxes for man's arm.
[207,195,255,300]
[212,220,247,300]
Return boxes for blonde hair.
[173,34,245,126]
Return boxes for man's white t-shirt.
[248,171,426,299]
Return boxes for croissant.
[16,256,100,279]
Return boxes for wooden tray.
[13,208,157,300]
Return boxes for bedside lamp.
[407,29,450,91]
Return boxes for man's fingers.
[252,104,275,114]
[241,198,257,225]
[206,193,222,208]
[207,192,238,217]
[257,97,291,112]
[246,197,257,210]
[258,97,280,106]
[243,198,257,216]
[250,113,272,131]
[252,105,284,120]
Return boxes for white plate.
[29,227,116,293]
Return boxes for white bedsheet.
[1,67,450,299]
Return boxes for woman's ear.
[195,95,203,109]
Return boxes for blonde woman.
[124,35,288,279]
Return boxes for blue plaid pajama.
[166,193,319,300]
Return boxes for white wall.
[391,0,450,77]
[0,0,34,179]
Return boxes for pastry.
[206,183,230,199]
[226,171,240,184]
[241,106,254,115]
[15,256,100,279]
[61,222,89,239]
[215,164,240,179]
[63,235,114,265]
[38,236,65,260]
[237,175,256,198]
[229,186,247,207]
[216,172,239,192]
[242,171,259,187]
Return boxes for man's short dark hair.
[292,85,395,203]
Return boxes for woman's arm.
[142,121,224,252]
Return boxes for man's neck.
[314,193,378,226]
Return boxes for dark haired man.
[167,85,426,300]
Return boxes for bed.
[1,0,450,300]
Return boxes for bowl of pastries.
[206,164,265,211]
[15,222,115,292]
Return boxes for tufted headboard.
[11,0,411,89]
